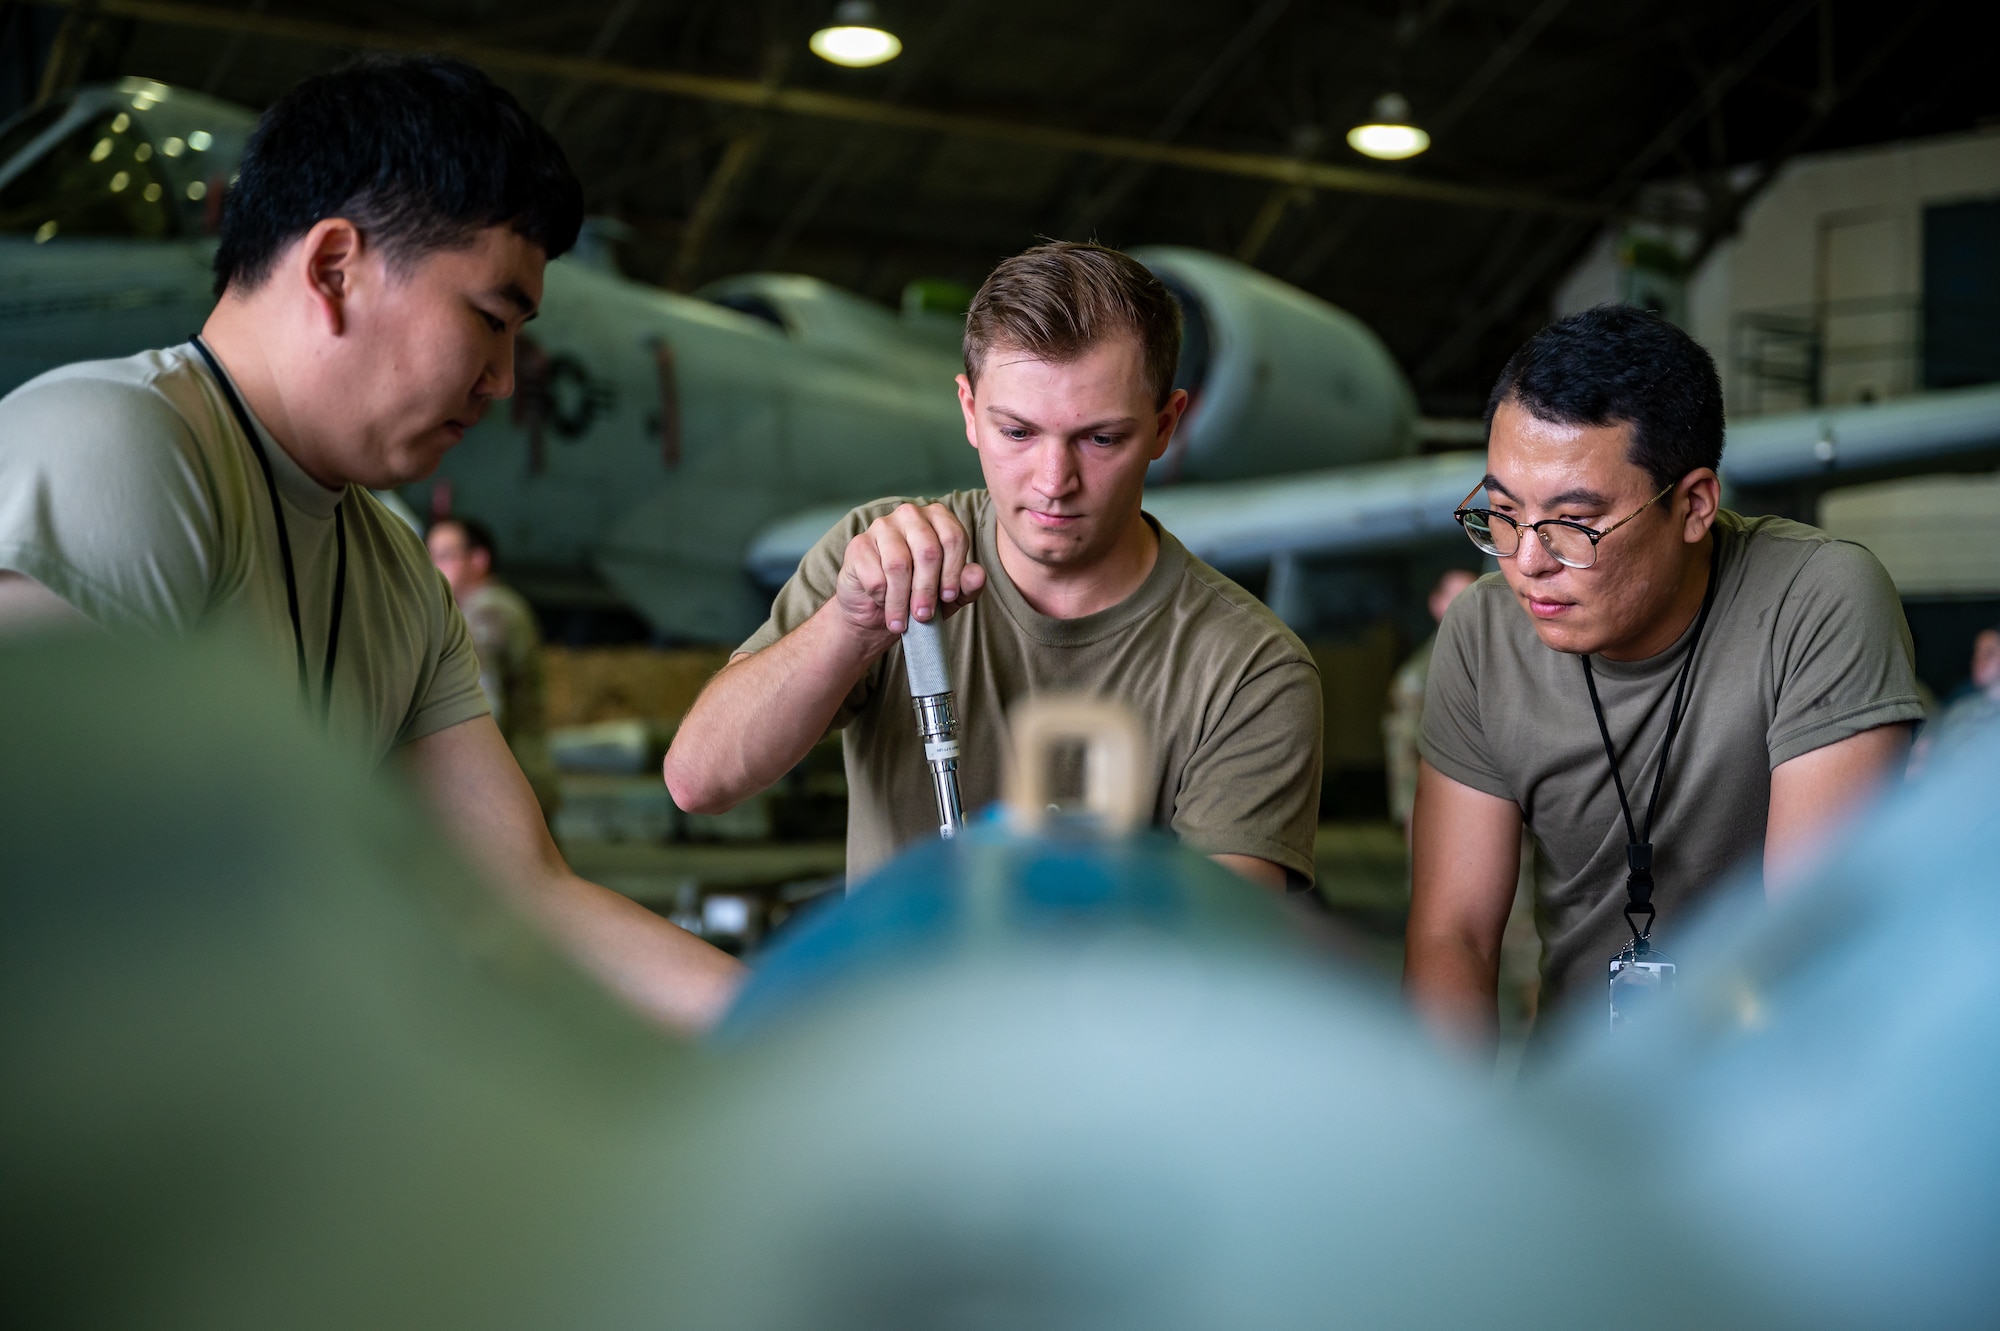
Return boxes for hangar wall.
[1691,129,2000,414]
[1703,132,2000,682]
[1555,128,2000,417]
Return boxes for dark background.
[5,0,1993,417]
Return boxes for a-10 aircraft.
[7,78,2000,643]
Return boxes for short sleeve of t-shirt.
[394,549,490,750]
[1766,538,1923,767]
[1171,653,1323,881]
[738,500,904,729]
[1417,583,1515,801]
[1,350,488,763]
[0,373,220,630]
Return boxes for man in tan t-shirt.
[0,57,740,1033]
[665,243,1322,889]
[1406,306,1921,1052]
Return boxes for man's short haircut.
[213,56,583,297]
[1485,305,1725,490]
[964,242,1183,408]
[431,516,497,566]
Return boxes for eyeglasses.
[1454,481,1674,570]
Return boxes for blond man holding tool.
[666,242,1323,890]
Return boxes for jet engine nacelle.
[1135,247,1417,485]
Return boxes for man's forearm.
[1404,762,1521,1057]
[1403,930,1501,1054]
[665,599,883,813]
[517,869,745,1033]
[402,716,745,1035]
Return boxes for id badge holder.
[1608,936,1675,1031]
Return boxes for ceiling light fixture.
[810,0,902,68]
[1347,93,1430,161]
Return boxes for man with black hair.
[0,56,742,1031]
[427,517,559,821]
[1405,305,1921,1051]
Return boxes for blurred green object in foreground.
[0,636,689,1329]
[0,643,1784,1330]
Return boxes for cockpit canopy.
[0,79,254,244]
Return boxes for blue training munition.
[691,699,1781,1329]
[1552,711,2000,1331]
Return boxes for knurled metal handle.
[902,617,950,698]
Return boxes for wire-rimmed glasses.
[1454,480,1674,570]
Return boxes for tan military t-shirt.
[740,490,1324,885]
[1420,511,1923,1017]
[0,345,488,762]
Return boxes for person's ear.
[955,373,979,452]
[469,548,492,581]
[297,218,364,337]
[1679,468,1721,542]
[1150,387,1189,463]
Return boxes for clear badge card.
[1609,947,1676,1031]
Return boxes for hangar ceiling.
[4,0,1993,412]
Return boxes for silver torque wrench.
[902,616,965,838]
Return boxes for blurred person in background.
[1383,567,1479,835]
[1909,626,2000,777]
[0,56,740,1032]
[428,517,561,823]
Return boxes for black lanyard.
[191,337,347,723]
[1580,534,1721,945]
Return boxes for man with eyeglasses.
[1405,306,1921,1053]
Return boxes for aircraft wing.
[742,452,1487,588]
[743,386,2000,588]
[1721,382,2000,488]
[1138,451,1484,573]
[746,503,871,589]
